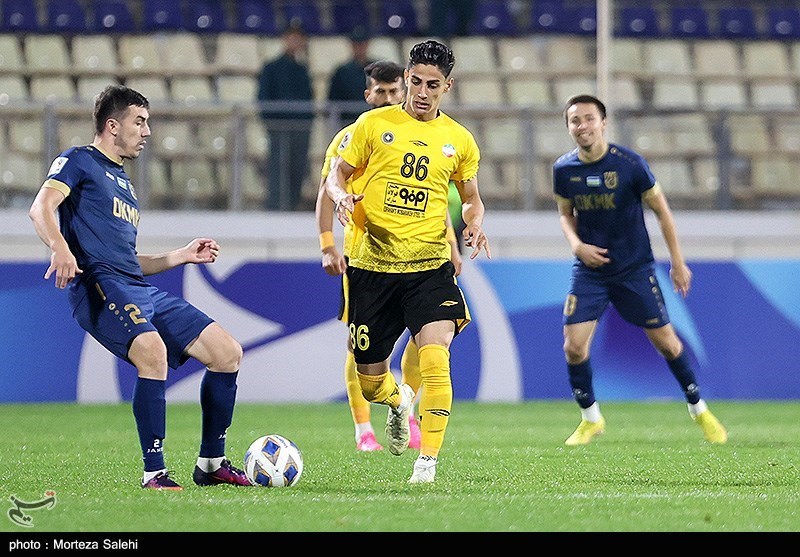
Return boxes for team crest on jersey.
[129,182,137,200]
[442,144,456,158]
[47,157,68,176]
[337,131,351,152]
[381,131,395,144]
[604,171,618,189]
[116,177,128,190]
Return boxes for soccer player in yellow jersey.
[316,60,463,452]
[324,40,491,483]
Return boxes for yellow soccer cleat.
[694,410,728,444]
[565,417,606,446]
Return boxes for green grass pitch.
[1,400,798,533]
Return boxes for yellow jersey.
[339,104,479,273]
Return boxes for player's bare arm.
[29,185,82,289]
[556,197,609,268]
[315,172,346,276]
[138,238,220,276]
[324,156,362,226]
[456,177,491,260]
[645,186,691,297]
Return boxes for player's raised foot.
[408,455,437,484]
[385,383,415,456]
[356,431,383,452]
[694,410,728,444]
[408,413,422,450]
[192,459,252,486]
[565,417,606,446]
[142,470,183,491]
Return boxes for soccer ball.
[243,434,304,487]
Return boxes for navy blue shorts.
[563,265,670,328]
[69,273,214,369]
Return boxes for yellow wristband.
[445,226,457,244]
[319,231,335,251]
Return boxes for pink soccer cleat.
[356,431,383,452]
[408,414,421,450]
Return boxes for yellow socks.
[344,350,371,425]
[357,370,402,408]
[400,337,422,394]
[417,344,452,458]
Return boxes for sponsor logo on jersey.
[411,140,427,146]
[384,182,428,215]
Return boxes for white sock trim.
[142,468,167,483]
[688,399,708,418]
[196,456,225,472]
[581,402,602,422]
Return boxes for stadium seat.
[766,8,800,40]
[483,119,521,158]
[553,76,596,106]
[142,0,184,32]
[610,39,645,76]
[450,37,497,76]
[162,33,209,76]
[330,0,371,35]
[458,76,505,105]
[216,76,257,103]
[670,6,711,38]
[241,162,267,207]
[44,0,87,33]
[751,82,796,109]
[367,36,401,65]
[670,114,714,156]
[468,0,519,36]
[643,40,692,76]
[235,0,278,34]
[717,7,758,39]
[58,116,94,149]
[245,119,268,158]
[307,36,350,79]
[750,156,800,198]
[24,35,72,76]
[741,41,791,80]
[0,152,42,196]
[186,0,228,33]
[1,0,40,32]
[281,0,325,35]
[651,78,699,109]
[380,0,418,36]
[773,117,800,152]
[8,118,43,154]
[153,120,196,158]
[693,41,740,78]
[0,75,28,103]
[72,35,118,75]
[610,77,641,109]
[699,81,747,110]
[627,116,674,157]
[506,76,551,107]
[533,116,575,159]
[76,76,121,102]
[169,160,220,208]
[647,158,695,197]
[170,76,214,106]
[617,6,660,38]
[91,0,137,33]
[497,37,547,76]
[214,33,262,75]
[124,77,169,103]
[118,35,164,77]
[727,114,771,155]
[0,35,24,74]
[530,1,566,34]
[29,76,76,103]
[545,36,595,76]
[566,4,598,36]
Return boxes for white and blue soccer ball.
[243,434,304,487]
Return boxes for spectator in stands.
[327,25,376,125]
[427,0,478,37]
[553,94,728,447]
[257,20,314,210]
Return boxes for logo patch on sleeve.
[47,157,68,176]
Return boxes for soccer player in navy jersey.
[28,85,252,490]
[553,94,728,446]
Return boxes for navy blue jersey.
[553,143,657,277]
[44,145,143,280]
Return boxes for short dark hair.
[364,60,404,88]
[563,94,607,124]
[407,40,455,77]
[93,85,149,134]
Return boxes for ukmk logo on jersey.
[47,157,68,177]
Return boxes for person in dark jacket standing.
[257,21,314,210]
[327,26,375,126]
